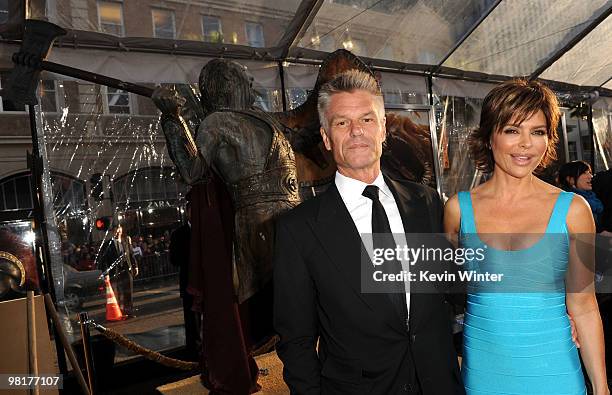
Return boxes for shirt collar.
[335,171,393,205]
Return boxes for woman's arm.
[566,196,609,395]
[443,194,467,304]
[443,194,461,240]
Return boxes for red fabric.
[187,176,259,394]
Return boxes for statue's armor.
[157,66,302,302]
[217,109,301,302]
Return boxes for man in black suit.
[273,70,464,394]
[101,224,138,317]
[170,200,202,360]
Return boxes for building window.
[97,1,124,36]
[0,0,9,24]
[0,72,26,112]
[152,8,175,39]
[105,87,131,114]
[245,22,265,47]
[113,167,187,206]
[78,83,102,114]
[40,80,58,113]
[202,16,222,43]
[0,172,86,216]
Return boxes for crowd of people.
[61,231,176,271]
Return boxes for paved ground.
[60,277,185,362]
[157,351,289,395]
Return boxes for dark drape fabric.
[187,175,259,394]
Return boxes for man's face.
[320,90,386,179]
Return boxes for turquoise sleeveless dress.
[458,191,586,395]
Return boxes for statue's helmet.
[198,59,256,112]
[0,254,25,298]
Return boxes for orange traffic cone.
[104,275,125,321]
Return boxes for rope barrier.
[85,320,199,371]
[83,319,279,372]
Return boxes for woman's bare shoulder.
[443,194,461,233]
[566,193,596,234]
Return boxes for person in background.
[101,224,139,317]
[170,199,201,361]
[559,160,605,232]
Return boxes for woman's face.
[491,109,549,179]
[573,170,593,190]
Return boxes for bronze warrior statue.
[152,59,300,303]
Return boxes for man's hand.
[569,313,580,348]
[134,266,139,277]
[152,86,186,117]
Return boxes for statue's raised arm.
[152,86,208,185]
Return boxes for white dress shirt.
[335,171,410,316]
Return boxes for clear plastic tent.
[6,0,608,92]
[540,12,612,87]
[443,0,610,78]
[29,66,283,361]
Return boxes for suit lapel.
[384,176,427,234]
[384,177,431,333]
[309,184,406,334]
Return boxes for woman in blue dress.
[444,79,608,395]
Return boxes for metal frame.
[560,110,570,163]
[276,0,324,59]
[592,111,609,171]
[385,103,442,196]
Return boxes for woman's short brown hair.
[469,78,560,173]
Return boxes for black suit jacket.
[273,176,464,395]
[100,236,136,277]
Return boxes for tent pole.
[278,61,288,112]
[277,0,325,59]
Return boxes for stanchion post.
[79,312,96,395]
[26,291,39,395]
[44,294,90,395]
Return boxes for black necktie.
[362,185,408,330]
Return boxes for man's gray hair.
[317,70,384,131]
